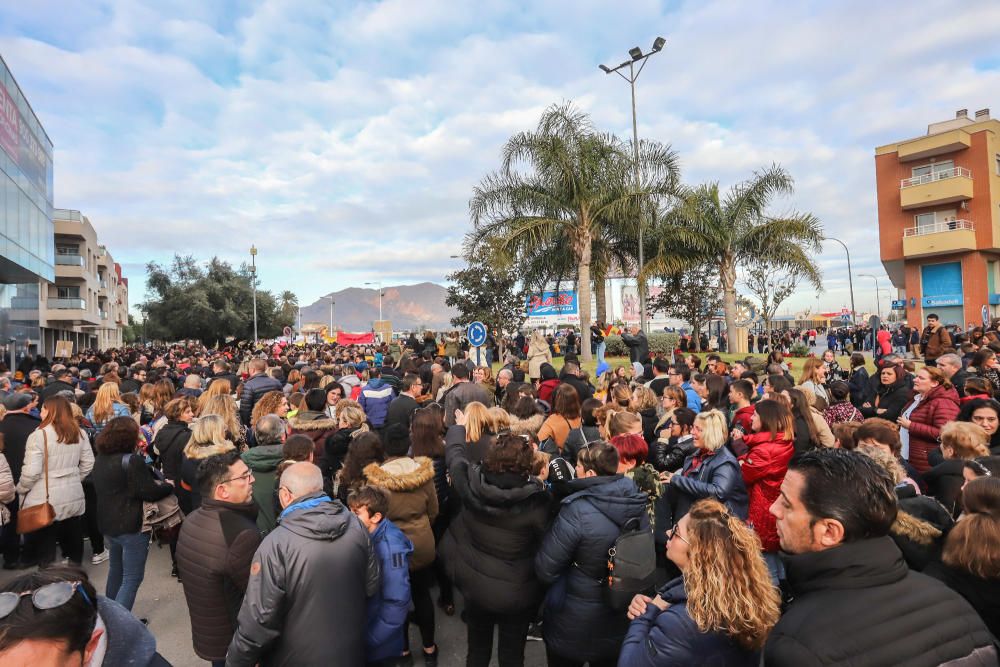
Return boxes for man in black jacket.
[0,392,41,568]
[208,359,240,393]
[238,359,282,426]
[765,449,997,666]
[177,451,261,665]
[621,326,649,364]
[557,360,594,403]
[384,373,421,431]
[39,368,76,404]
[118,364,147,395]
[936,353,969,397]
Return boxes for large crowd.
[0,314,998,666]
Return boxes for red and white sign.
[336,332,375,345]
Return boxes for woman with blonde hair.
[178,414,234,512]
[797,357,830,406]
[630,385,660,444]
[322,402,370,482]
[621,498,781,665]
[662,410,748,522]
[473,365,495,394]
[85,382,131,436]
[925,421,991,516]
[197,378,233,414]
[200,394,248,450]
[449,401,495,465]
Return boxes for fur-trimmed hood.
[508,413,545,438]
[184,441,236,460]
[364,456,434,492]
[287,415,340,432]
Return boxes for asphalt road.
[0,538,549,667]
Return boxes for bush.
[605,332,679,358]
[789,342,811,358]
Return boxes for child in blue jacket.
[348,485,413,666]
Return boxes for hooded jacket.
[366,518,413,663]
[764,537,997,666]
[177,498,262,661]
[891,494,953,571]
[738,431,794,553]
[669,445,748,523]
[287,412,340,463]
[238,374,283,426]
[358,378,394,428]
[97,596,171,666]
[363,456,438,570]
[227,492,379,667]
[152,419,192,483]
[439,437,551,615]
[242,444,284,533]
[535,475,649,662]
[902,384,961,473]
[619,576,760,667]
[859,376,912,422]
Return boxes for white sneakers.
[91,549,110,565]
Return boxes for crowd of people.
[0,316,998,666]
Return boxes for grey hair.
[255,414,286,446]
[281,462,323,500]
[936,353,962,368]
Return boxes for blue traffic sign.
[467,321,488,347]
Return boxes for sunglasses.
[0,581,93,619]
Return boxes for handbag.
[17,430,57,534]
[120,454,184,544]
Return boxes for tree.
[142,255,292,345]
[742,262,814,337]
[278,290,299,328]
[446,263,528,359]
[643,165,823,350]
[468,102,678,361]
[648,264,722,352]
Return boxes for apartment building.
[38,208,128,355]
[875,108,1000,327]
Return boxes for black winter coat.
[923,459,966,516]
[92,453,173,537]
[892,494,953,572]
[653,435,696,473]
[0,412,40,482]
[535,475,649,662]
[176,498,261,661]
[238,374,283,425]
[848,367,870,407]
[562,426,601,466]
[152,420,191,482]
[764,537,997,666]
[925,562,1000,639]
[439,439,551,615]
[859,379,912,422]
[638,408,658,445]
[322,428,353,483]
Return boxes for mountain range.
[298,282,459,332]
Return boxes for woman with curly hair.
[249,390,289,428]
[620,498,781,666]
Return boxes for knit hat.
[3,393,34,411]
[548,456,575,484]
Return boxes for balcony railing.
[9,297,38,309]
[900,166,971,188]
[903,219,974,237]
[48,298,86,310]
[100,310,108,319]
[54,254,85,266]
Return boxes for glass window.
[56,286,80,298]
[915,213,936,228]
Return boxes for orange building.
[876,108,1000,328]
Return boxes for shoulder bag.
[120,454,184,544]
[17,430,57,534]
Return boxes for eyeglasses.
[667,525,689,545]
[0,581,93,619]
[221,470,253,484]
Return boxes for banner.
[526,290,579,325]
[336,331,375,345]
[0,76,51,196]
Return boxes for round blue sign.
[467,321,487,347]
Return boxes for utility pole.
[824,236,857,325]
[249,245,258,344]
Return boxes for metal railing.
[54,254,84,266]
[900,166,971,188]
[100,310,108,319]
[903,219,974,237]
[48,298,86,310]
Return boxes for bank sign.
[526,290,579,324]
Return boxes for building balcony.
[48,298,87,310]
[54,254,84,266]
[44,298,100,326]
[902,219,977,258]
[897,128,971,162]
[899,167,973,210]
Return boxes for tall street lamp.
[365,280,384,322]
[859,273,881,320]
[600,35,666,335]
[249,245,258,344]
[823,237,857,326]
[326,296,336,336]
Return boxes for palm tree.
[643,165,823,351]
[468,102,678,361]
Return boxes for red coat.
[902,384,960,474]
[738,431,794,553]
[732,405,755,434]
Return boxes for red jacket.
[538,378,560,405]
[738,431,794,553]
[732,405,755,434]
[902,384,960,474]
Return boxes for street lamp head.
[651,37,666,52]
[599,64,612,73]
[629,46,643,60]
[249,245,257,256]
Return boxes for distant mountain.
[298,282,459,332]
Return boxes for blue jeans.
[597,341,606,365]
[106,532,151,611]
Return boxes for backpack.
[581,500,657,611]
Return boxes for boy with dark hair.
[348,485,414,667]
[728,379,756,435]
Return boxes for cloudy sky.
[1,0,999,317]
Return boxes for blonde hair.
[463,402,493,443]
[488,406,511,432]
[184,414,234,457]
[198,379,233,414]
[798,357,824,385]
[337,404,368,432]
[630,385,658,412]
[608,411,641,438]
[92,382,122,424]
[684,499,780,650]
[199,395,241,441]
[940,421,990,459]
[694,410,728,451]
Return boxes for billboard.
[621,285,665,323]
[526,290,579,325]
[0,76,51,197]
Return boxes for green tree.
[446,263,528,359]
[142,255,290,345]
[648,263,722,352]
[468,102,678,361]
[644,165,823,351]
[278,290,299,329]
[742,262,815,337]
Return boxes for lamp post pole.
[249,245,258,344]
[600,36,666,334]
[859,274,881,320]
[365,281,383,322]
[327,296,335,336]
[823,237,857,326]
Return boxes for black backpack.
[581,500,657,611]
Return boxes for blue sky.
[1,0,999,317]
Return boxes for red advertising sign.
[336,332,375,345]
